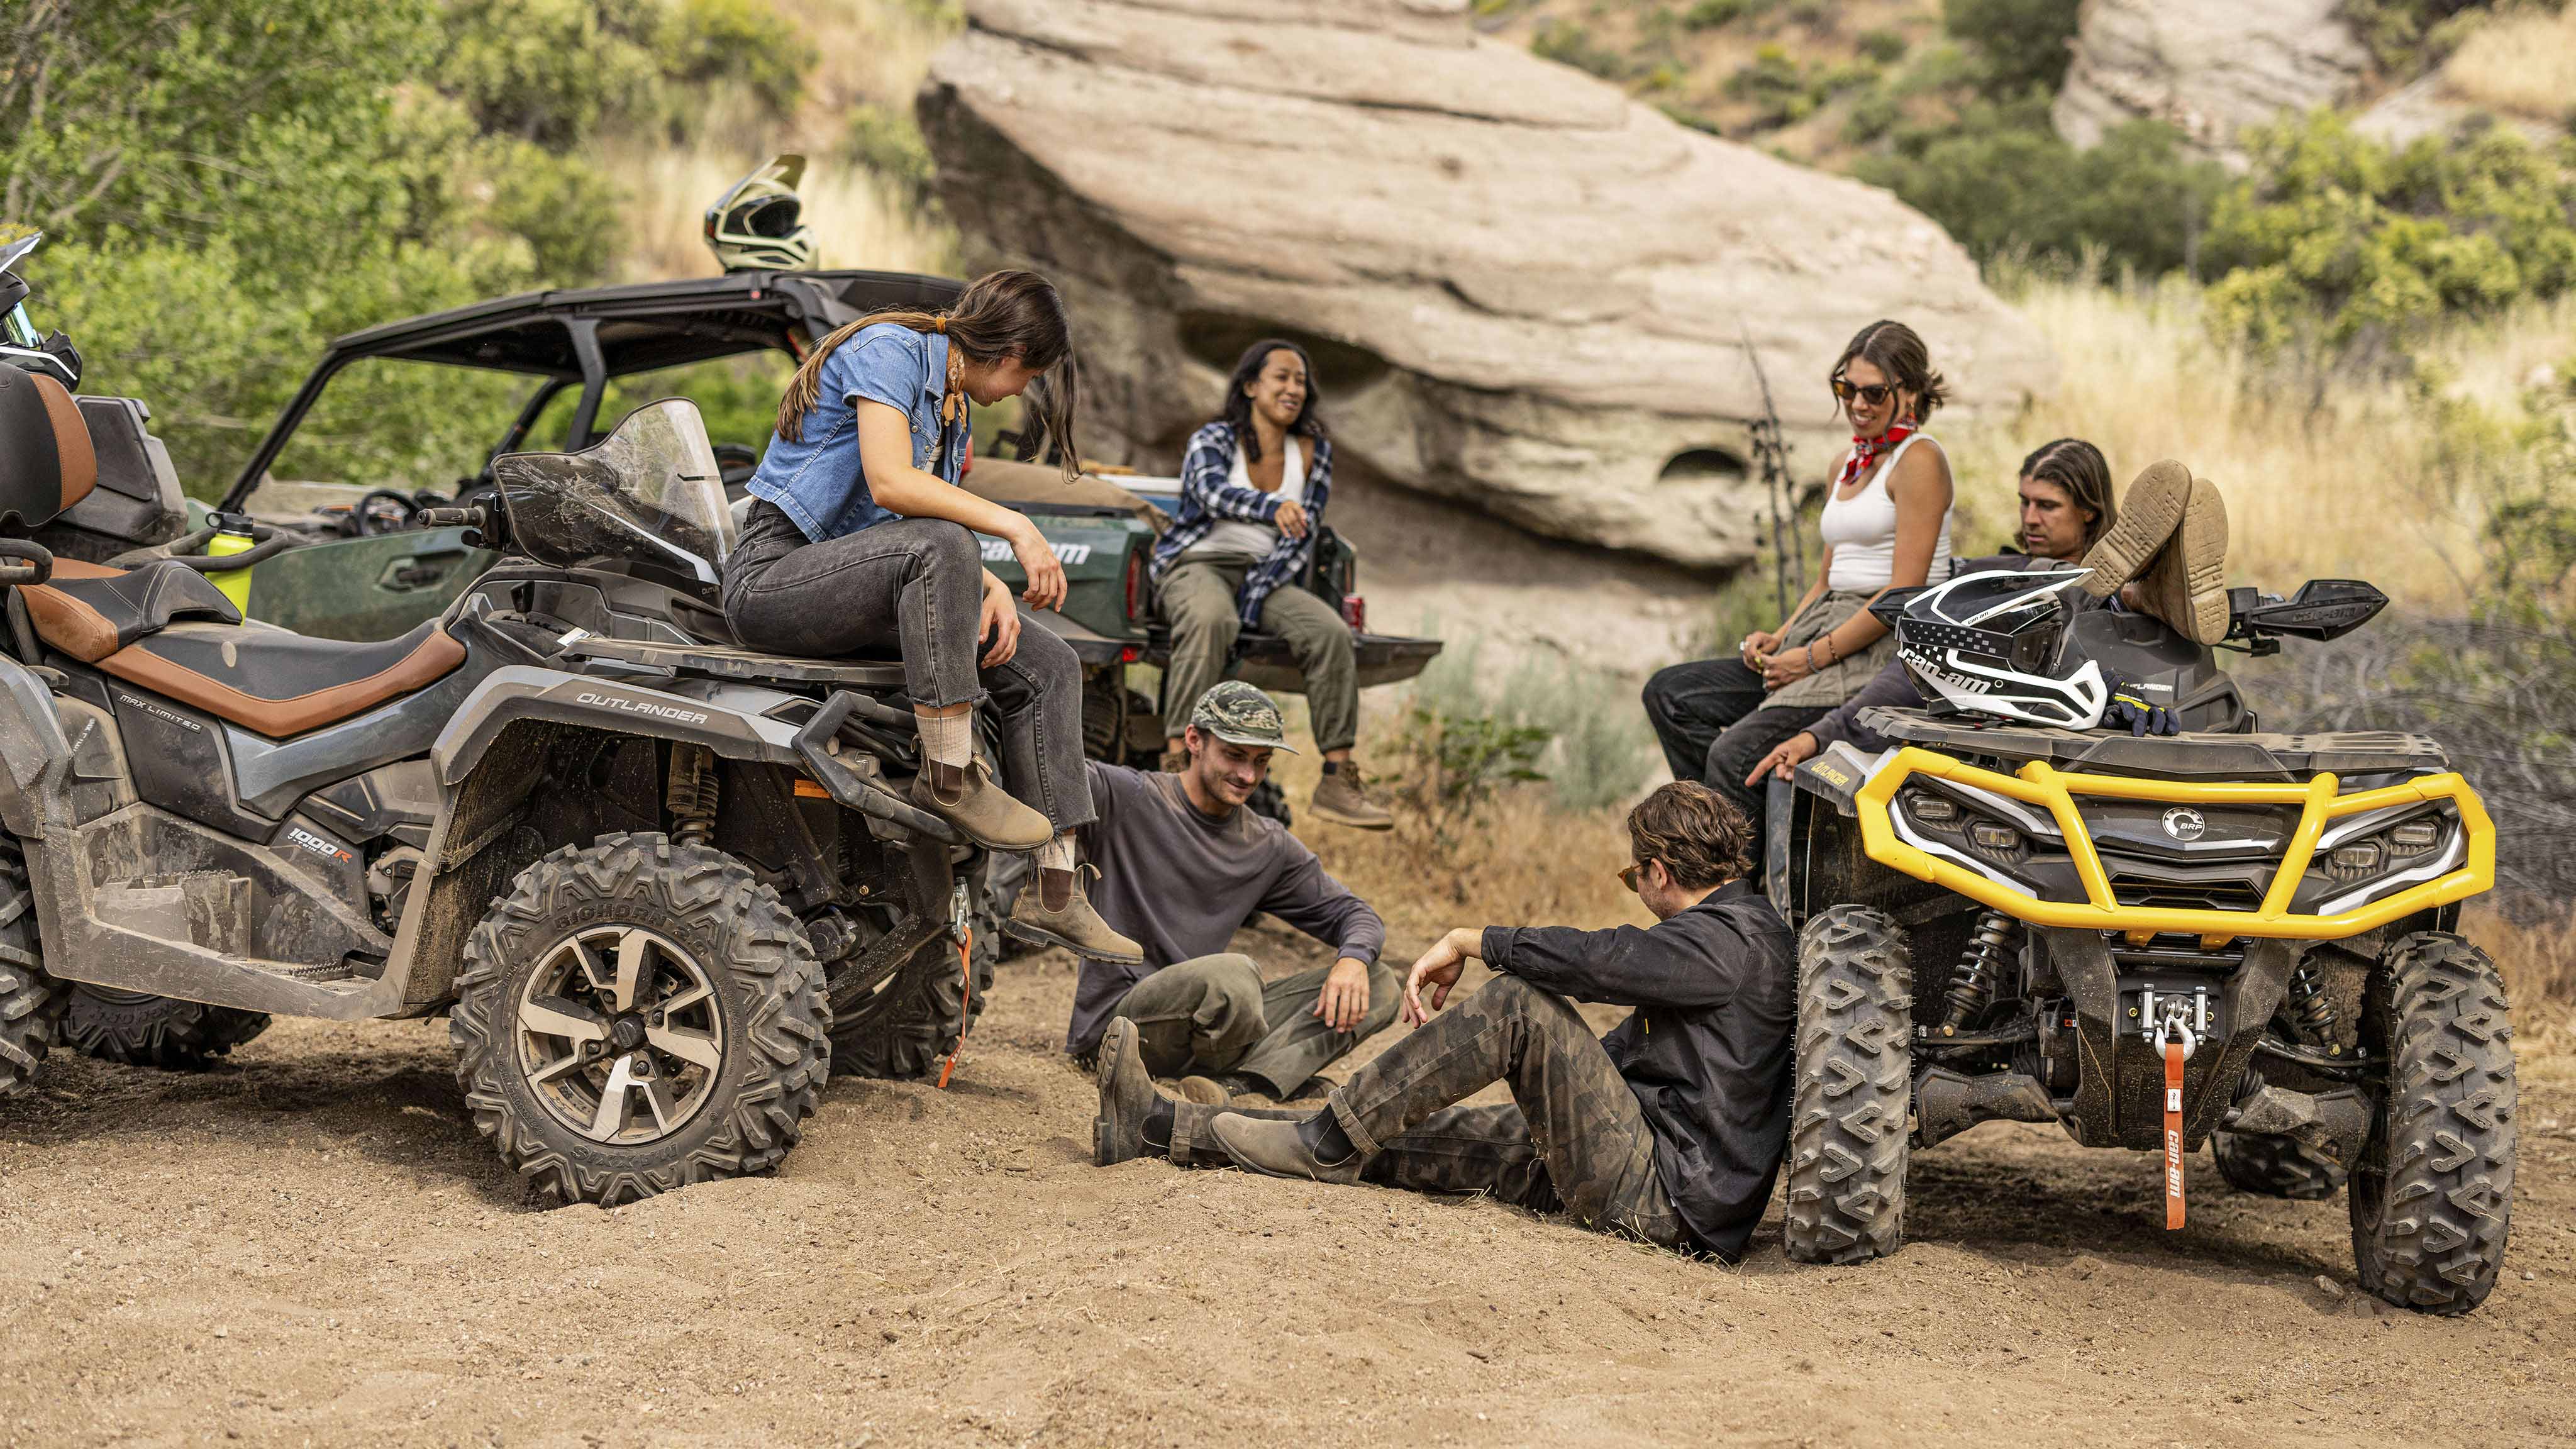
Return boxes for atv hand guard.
[1851,747,2494,940]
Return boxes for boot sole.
[2079,460,2192,600]
[1306,803,1394,831]
[1004,917,1146,965]
[1094,1019,1138,1167]
[2146,476,2232,643]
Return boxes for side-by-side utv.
[1767,567,2516,1314]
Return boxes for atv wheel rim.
[515,926,726,1146]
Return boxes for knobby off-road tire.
[1785,904,1913,1265]
[451,833,830,1207]
[2211,1128,2346,1200]
[831,930,995,1080]
[0,847,66,1097]
[60,986,270,1069]
[2350,931,2515,1314]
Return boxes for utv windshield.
[491,399,734,587]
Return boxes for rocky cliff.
[2053,0,2372,158]
[917,0,2053,571]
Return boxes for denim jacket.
[745,323,968,542]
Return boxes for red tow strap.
[2163,1038,2187,1230]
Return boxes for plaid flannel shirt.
[1148,420,1334,626]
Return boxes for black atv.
[1,339,1010,1201]
[1767,574,2516,1313]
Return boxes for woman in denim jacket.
[724,270,1138,962]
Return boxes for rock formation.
[917,0,2053,571]
[2053,0,2372,160]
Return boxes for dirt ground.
[3,919,2572,1448]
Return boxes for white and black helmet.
[704,154,814,274]
[1890,567,2110,730]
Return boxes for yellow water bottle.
[204,512,256,613]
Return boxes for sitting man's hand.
[1313,956,1374,1034]
[2101,672,2181,736]
[1746,730,1821,787]
[1402,928,1482,1027]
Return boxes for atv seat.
[94,618,466,738]
[20,556,240,661]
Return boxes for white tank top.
[1819,434,1953,592]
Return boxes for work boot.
[1008,865,1144,963]
[1209,1110,1364,1185]
[1177,1070,1273,1107]
[909,758,1052,852]
[1094,1018,1173,1167]
[1308,763,1394,831]
[2131,474,2232,645]
[2077,460,2192,601]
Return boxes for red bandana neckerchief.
[1836,420,1916,493]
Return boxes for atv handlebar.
[0,539,53,587]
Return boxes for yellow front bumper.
[1852,747,2494,940]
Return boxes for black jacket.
[1481,880,1797,1260]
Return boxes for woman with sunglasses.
[1643,319,1955,862]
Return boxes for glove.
[2101,672,2180,737]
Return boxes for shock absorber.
[2284,957,2340,1051]
[1941,909,2023,1036]
[666,742,719,848]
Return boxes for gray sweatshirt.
[1065,762,1386,1057]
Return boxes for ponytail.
[775,270,1083,484]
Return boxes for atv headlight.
[2304,804,2467,914]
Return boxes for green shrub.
[1858,101,2229,277]
[849,103,937,209]
[1682,0,1776,30]
[2202,111,2576,345]
[657,0,806,114]
[1532,20,1635,81]
[1857,28,1910,65]
[1941,0,2082,101]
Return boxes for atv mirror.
[2236,579,2387,642]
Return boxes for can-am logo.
[574,692,709,725]
[979,538,1092,567]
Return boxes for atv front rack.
[1851,747,2494,940]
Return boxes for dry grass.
[1945,276,2576,609]
[2474,906,2576,1050]
[2441,5,2576,122]
[602,0,960,284]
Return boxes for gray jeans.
[1158,560,1359,753]
[1170,974,1683,1246]
[1112,952,1399,1097]
[723,503,1094,830]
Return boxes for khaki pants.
[1158,561,1360,753]
[1109,952,1399,1097]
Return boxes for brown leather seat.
[96,618,467,738]
[0,369,94,528]
[21,556,240,663]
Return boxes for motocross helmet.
[704,154,814,274]
[1891,567,2110,729]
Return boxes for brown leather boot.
[1309,763,1393,831]
[2130,474,2232,644]
[1008,865,1143,963]
[908,758,1051,851]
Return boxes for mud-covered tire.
[2211,1128,2346,1200]
[59,987,270,1069]
[831,931,994,1081]
[0,848,65,1097]
[450,833,830,1207]
[2350,930,2515,1314]
[1785,904,1913,1265]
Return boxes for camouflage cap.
[1186,680,1297,753]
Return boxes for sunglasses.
[1831,378,1896,408]
[1619,860,1658,893]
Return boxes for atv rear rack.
[1852,747,2494,940]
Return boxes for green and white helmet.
[704,154,814,274]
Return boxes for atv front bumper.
[1848,747,2494,941]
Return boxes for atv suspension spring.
[1940,909,2023,1036]
[2284,958,2340,1048]
[666,743,719,848]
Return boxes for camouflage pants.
[1172,974,1683,1246]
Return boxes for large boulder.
[2053,0,2372,158]
[918,0,2053,571]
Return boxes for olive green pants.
[1158,560,1359,753]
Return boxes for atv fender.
[434,667,804,784]
[0,648,75,839]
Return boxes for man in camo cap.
[1049,680,1396,1138]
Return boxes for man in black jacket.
[1093,781,1796,1260]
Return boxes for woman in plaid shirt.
[1150,340,1391,830]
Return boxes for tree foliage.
[1941,0,2082,101]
